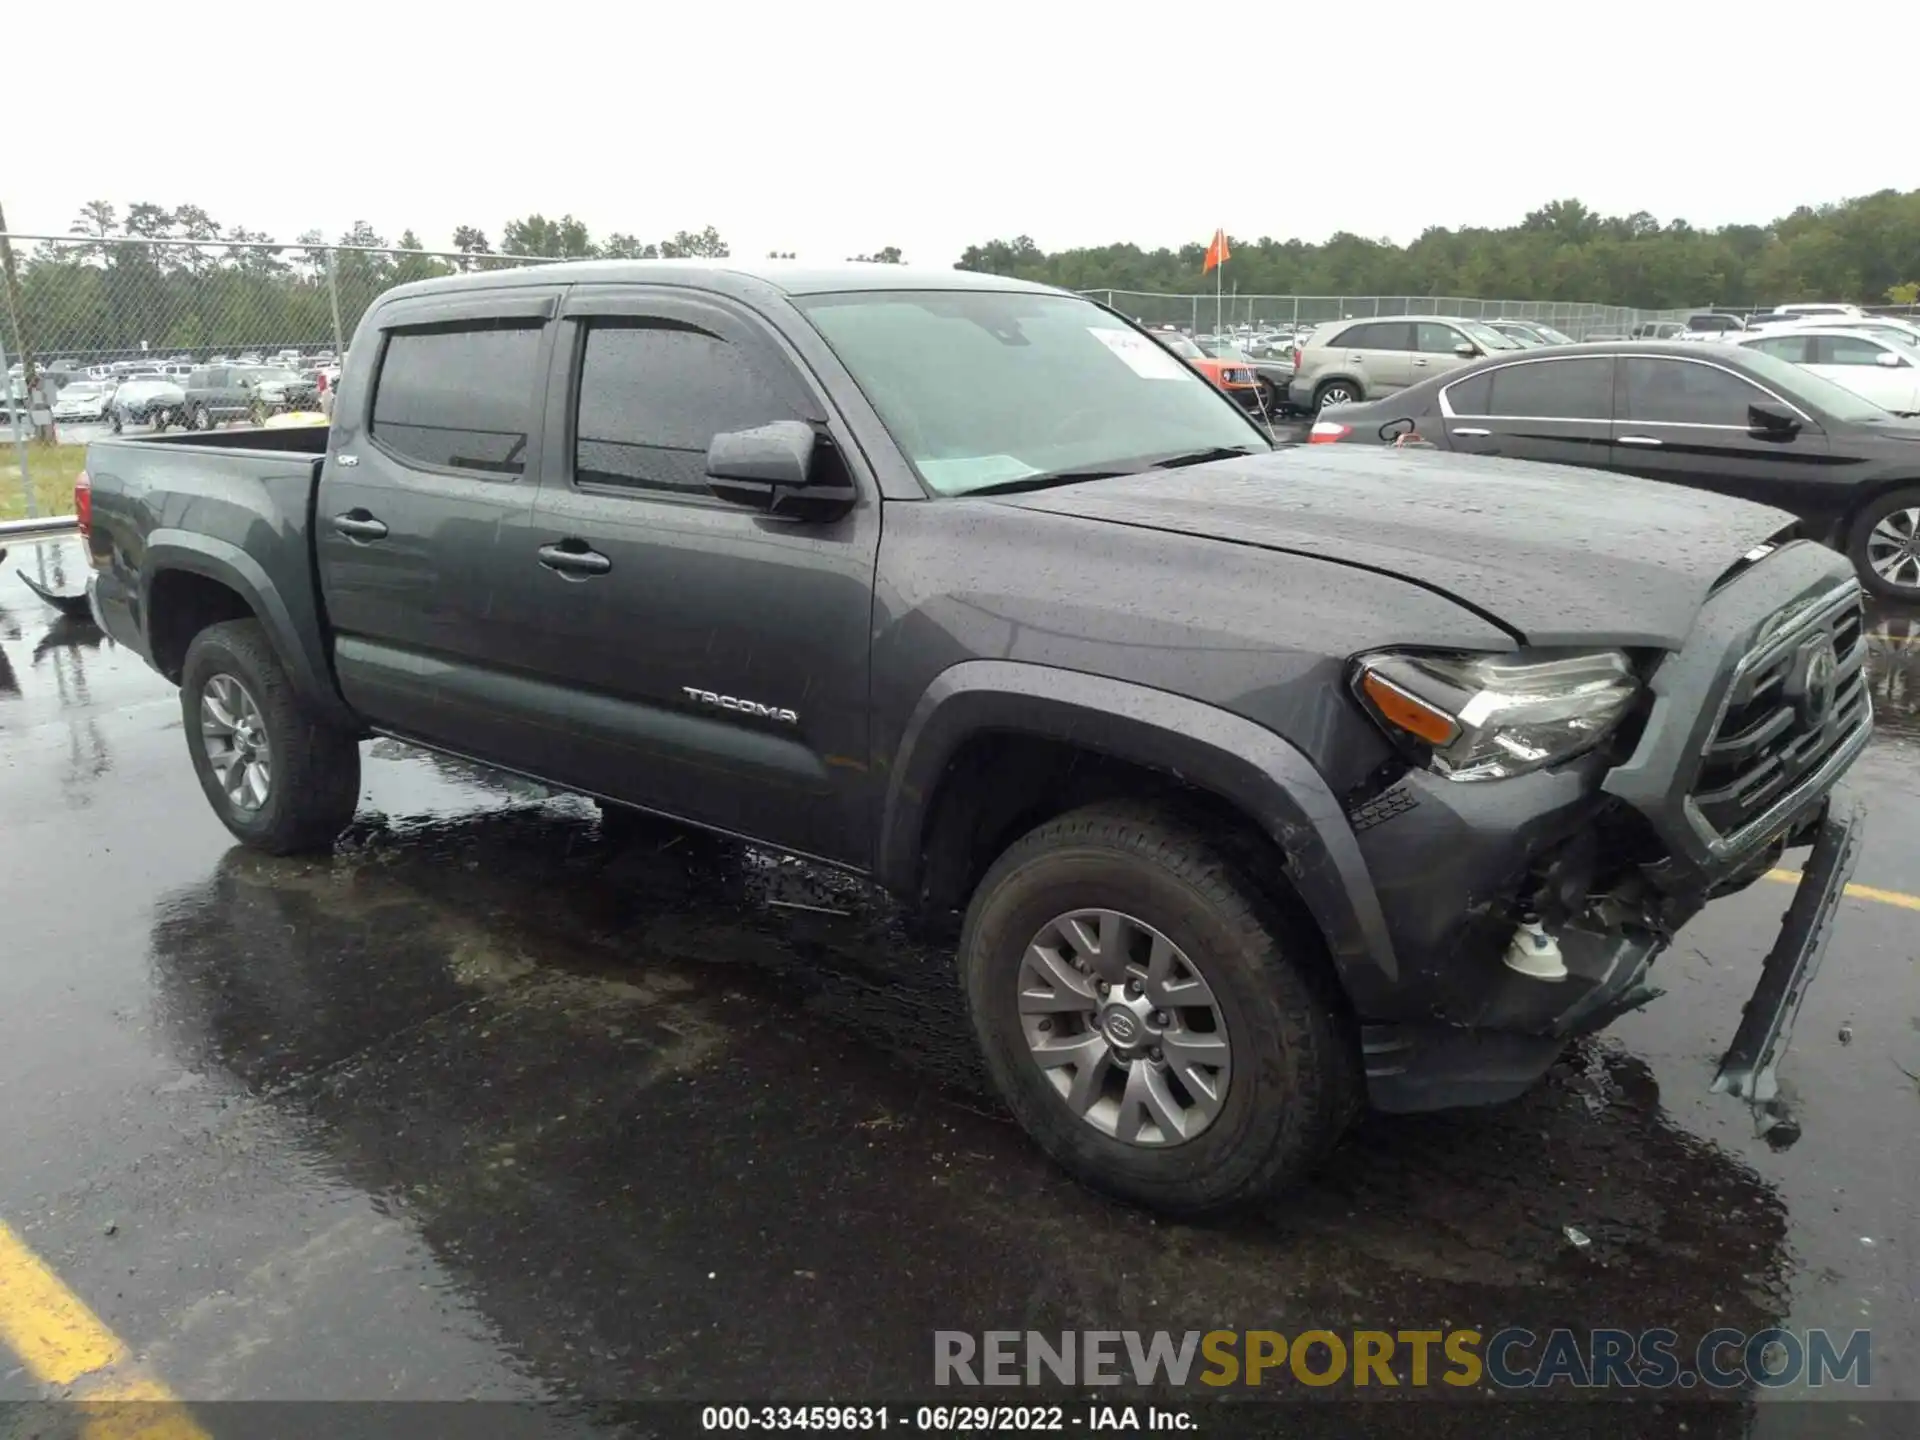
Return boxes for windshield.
[1734,347,1894,423]
[60,383,106,398]
[1534,325,1574,345]
[798,292,1268,496]
[249,368,303,384]
[1155,332,1204,359]
[1459,321,1524,351]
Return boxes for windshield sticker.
[1089,328,1191,380]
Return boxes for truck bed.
[84,424,345,723]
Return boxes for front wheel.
[1849,486,1920,600]
[192,404,212,431]
[959,801,1358,1214]
[181,619,361,854]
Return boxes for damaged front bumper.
[1355,543,1872,1115]
[1712,795,1862,1105]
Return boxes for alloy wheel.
[1017,908,1231,1146]
[200,673,273,812]
[1867,507,1920,590]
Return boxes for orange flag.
[1202,228,1230,274]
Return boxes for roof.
[380,258,1064,306]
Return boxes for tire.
[110,410,123,434]
[192,404,212,431]
[1846,485,1920,601]
[151,409,169,433]
[248,400,268,428]
[1313,379,1361,412]
[959,801,1358,1215]
[180,619,361,855]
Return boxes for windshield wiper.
[1147,444,1266,470]
[964,468,1136,497]
[962,445,1265,498]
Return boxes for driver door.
[518,287,882,865]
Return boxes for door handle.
[1411,358,1429,367]
[1451,427,1491,437]
[537,541,613,577]
[331,510,388,541]
[1617,435,1664,447]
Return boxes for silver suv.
[1288,316,1524,412]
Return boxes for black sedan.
[1308,340,1920,599]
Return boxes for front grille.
[1691,584,1869,840]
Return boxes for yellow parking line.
[0,1218,208,1438]
[1765,869,1920,912]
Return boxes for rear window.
[371,320,543,475]
[1486,357,1613,418]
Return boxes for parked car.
[1487,320,1576,348]
[1193,335,1292,412]
[1151,329,1267,414]
[183,366,320,429]
[108,378,185,432]
[81,261,1867,1214]
[1677,313,1749,341]
[1733,327,1920,417]
[51,381,116,423]
[1287,316,1525,412]
[1629,321,1685,339]
[1306,340,1920,597]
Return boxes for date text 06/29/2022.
[702,1407,1193,1433]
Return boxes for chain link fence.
[1,233,559,521]
[1085,289,1658,337]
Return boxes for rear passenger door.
[317,287,565,762]
[1331,321,1413,395]
[518,286,880,865]
[1440,355,1615,468]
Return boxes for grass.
[0,442,86,522]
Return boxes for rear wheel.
[1313,379,1360,411]
[1848,485,1920,600]
[181,619,361,854]
[192,404,212,431]
[959,801,1358,1215]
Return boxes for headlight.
[1352,649,1639,781]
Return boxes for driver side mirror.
[1453,342,1479,358]
[706,420,855,520]
[1874,351,1902,368]
[1748,400,1802,437]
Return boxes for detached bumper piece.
[1712,796,1863,1106]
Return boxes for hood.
[997,446,1798,648]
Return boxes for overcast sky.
[9,0,1912,265]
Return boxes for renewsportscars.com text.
[934,1327,1871,1390]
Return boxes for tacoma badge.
[682,687,799,725]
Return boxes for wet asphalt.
[0,533,1915,1435]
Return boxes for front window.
[796,291,1267,497]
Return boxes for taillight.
[1308,421,1352,444]
[1291,347,1302,369]
[74,469,93,535]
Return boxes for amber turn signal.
[1360,670,1459,747]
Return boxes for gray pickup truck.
[79,261,1869,1213]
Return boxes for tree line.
[957,190,1920,310]
[4,204,906,361]
[9,189,1919,366]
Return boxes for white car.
[51,381,115,422]
[1734,326,1920,415]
